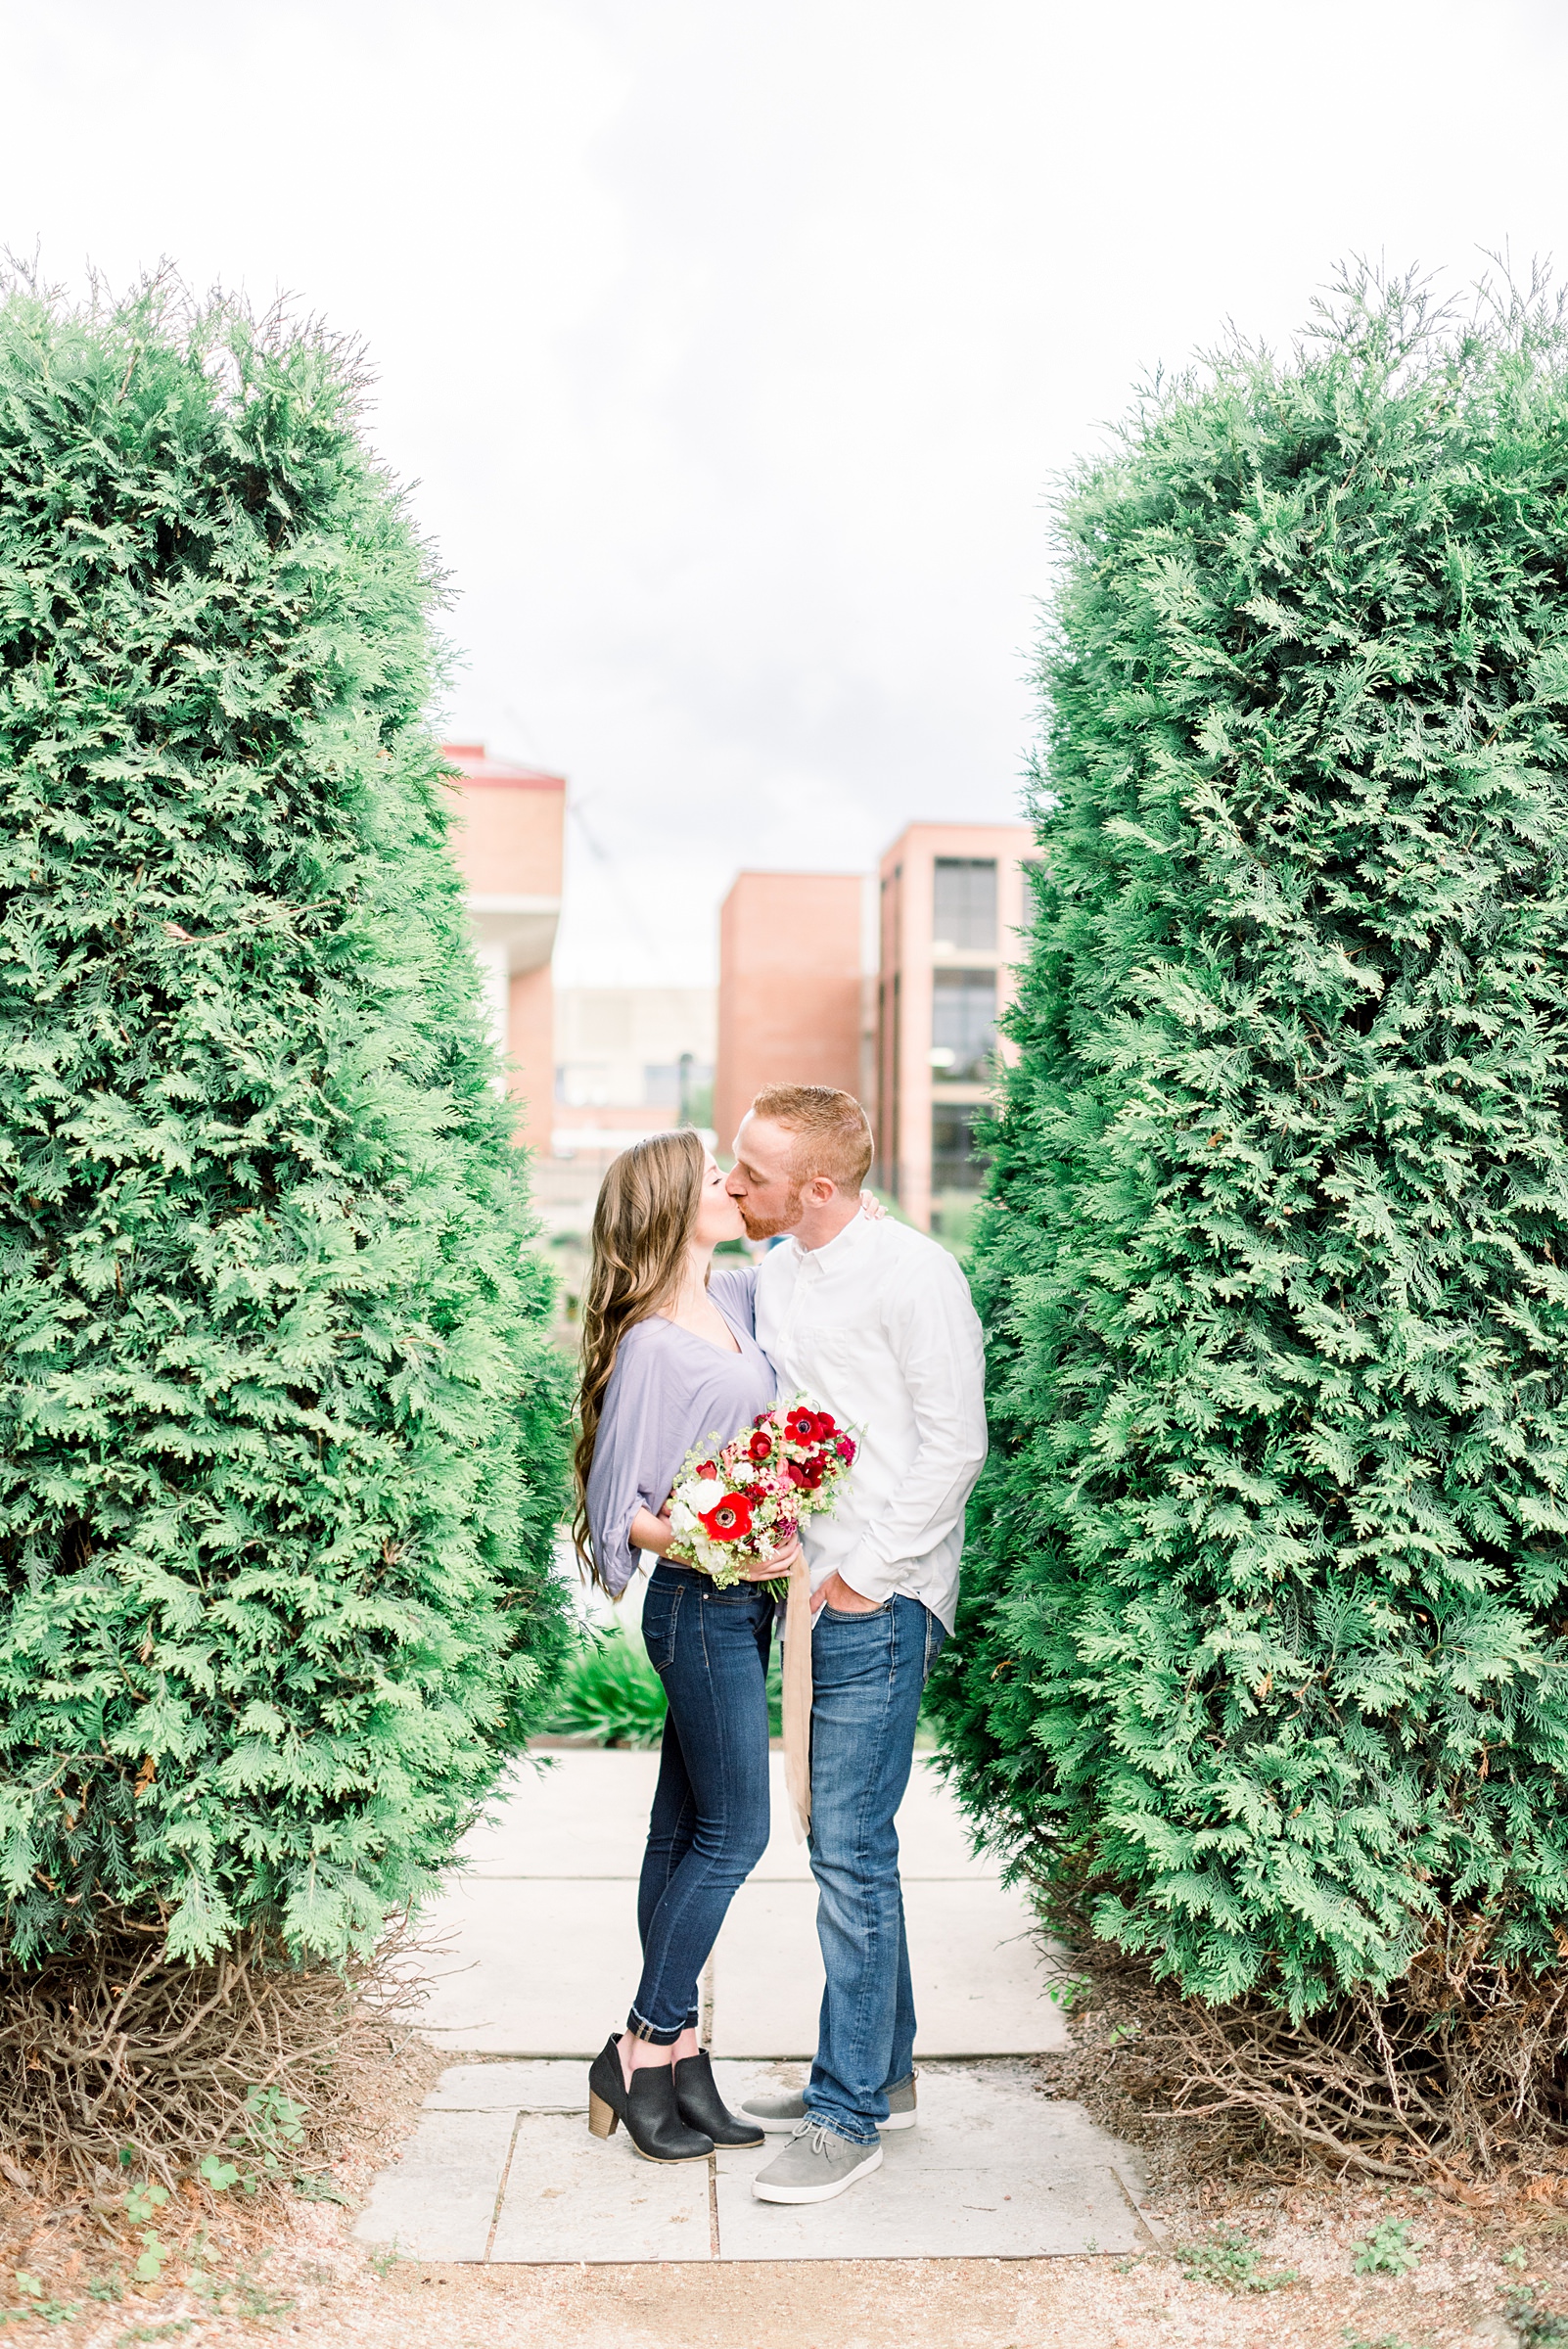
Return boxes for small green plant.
[228,2266,295,2322]
[244,2087,306,2154]
[3,2271,81,2325]
[1505,2246,1532,2271]
[121,2181,170,2284]
[366,2243,400,2280]
[1176,2227,1301,2292]
[1353,2219,1420,2277]
[87,2275,124,2304]
[290,2170,347,2202]
[1510,2288,1568,2346]
[1343,2334,1411,2349]
[198,2154,240,2193]
[542,1627,668,1747]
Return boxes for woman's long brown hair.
[573,1128,706,1586]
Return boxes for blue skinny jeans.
[803,1591,946,2142]
[629,1563,773,2044]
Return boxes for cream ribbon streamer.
[782,1550,813,1843]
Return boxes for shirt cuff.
[836,1552,898,1607]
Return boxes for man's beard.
[738,1185,804,1241]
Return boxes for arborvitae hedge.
[932,275,1568,2015]
[0,283,572,1966]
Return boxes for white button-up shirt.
[754,1210,988,1632]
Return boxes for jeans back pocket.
[640,1585,681,1674]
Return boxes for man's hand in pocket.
[810,1571,881,1616]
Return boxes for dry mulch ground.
[2,2020,1564,2349]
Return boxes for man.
[723,1084,987,2205]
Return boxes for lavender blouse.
[585,1267,775,1597]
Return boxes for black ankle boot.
[586,2035,714,2164]
[673,2048,764,2146]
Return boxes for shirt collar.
[791,1206,873,1276]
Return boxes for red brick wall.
[715,872,864,1154]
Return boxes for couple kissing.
[572,1084,987,2207]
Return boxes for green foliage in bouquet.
[0,278,573,1965]
[931,268,1568,2013]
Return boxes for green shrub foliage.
[0,282,572,1965]
[932,273,1568,2013]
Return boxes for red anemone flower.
[698,1493,754,1543]
[784,1407,816,1444]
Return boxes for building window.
[643,1059,714,1119]
[932,1103,987,1192]
[933,857,996,952]
[930,969,996,1081]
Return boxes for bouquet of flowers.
[666,1396,857,1599]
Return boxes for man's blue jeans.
[803,1591,946,2144]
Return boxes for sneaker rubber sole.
[752,2139,884,2204]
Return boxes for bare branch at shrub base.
[1041,1897,1568,2188]
[0,1917,425,2198]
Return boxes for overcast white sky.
[5,0,1567,983]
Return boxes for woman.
[575,1128,790,2164]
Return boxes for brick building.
[875,822,1036,1231]
[714,871,864,1152]
[440,742,565,1154]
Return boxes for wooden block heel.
[587,2089,619,2140]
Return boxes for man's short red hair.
[750,1084,874,1191]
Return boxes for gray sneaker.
[742,2073,917,2135]
[752,2117,884,2204]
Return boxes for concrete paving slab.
[904,1879,1071,2055]
[424,2062,588,2113]
[708,2061,1125,2163]
[708,1879,1069,2058]
[412,1878,638,2054]
[369,2061,1140,2264]
[456,1753,661,1880]
[351,2107,515,2260]
[453,1751,993,1885]
[714,2151,1140,2260]
[710,2066,1143,2260]
[490,2115,712,2263]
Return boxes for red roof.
[440,741,566,792]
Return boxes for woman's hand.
[744,1532,803,1581]
[858,1189,887,1221]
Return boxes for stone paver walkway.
[411,1749,1066,2057]
[353,1749,1154,2262]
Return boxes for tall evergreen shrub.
[934,274,1568,2014]
[0,282,572,1966]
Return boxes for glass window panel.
[932,857,997,951]
[930,969,996,1081]
[931,1103,987,1192]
